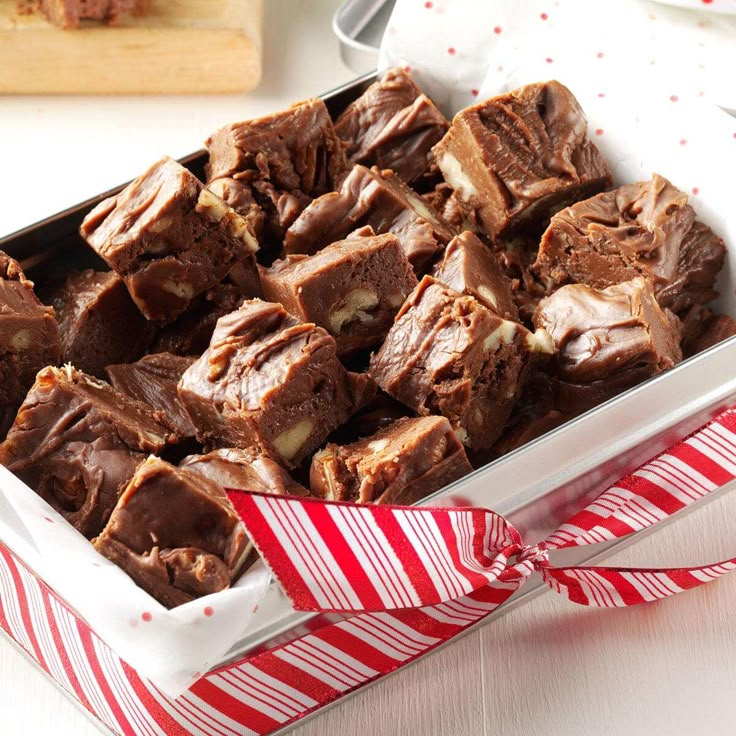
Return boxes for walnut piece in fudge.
[533,175,725,315]
[0,366,175,538]
[181,447,309,497]
[94,457,249,608]
[205,98,348,243]
[178,300,368,468]
[0,251,61,406]
[52,270,154,377]
[261,233,417,356]
[80,157,258,323]
[38,0,140,29]
[533,278,682,414]
[369,276,554,451]
[310,416,472,505]
[432,231,518,320]
[334,67,449,187]
[284,164,455,272]
[106,353,197,441]
[433,80,611,242]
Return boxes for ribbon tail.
[545,408,736,552]
[538,557,736,607]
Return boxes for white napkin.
[378,0,736,116]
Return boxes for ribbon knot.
[494,541,550,583]
[517,542,549,567]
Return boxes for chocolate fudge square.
[432,231,518,320]
[0,366,175,537]
[334,67,449,187]
[52,270,154,377]
[178,300,367,468]
[310,416,472,505]
[533,277,682,414]
[681,306,736,358]
[80,157,259,323]
[533,175,725,315]
[94,457,249,608]
[433,80,611,242]
[655,220,726,315]
[369,276,554,450]
[106,353,197,441]
[261,233,417,355]
[284,164,456,271]
[182,447,309,497]
[0,251,61,406]
[205,98,348,243]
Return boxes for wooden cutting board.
[0,0,262,94]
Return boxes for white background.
[2,1,736,734]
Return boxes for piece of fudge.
[433,80,611,242]
[181,447,309,497]
[260,233,417,355]
[205,98,348,244]
[334,67,449,187]
[284,164,456,272]
[106,353,197,440]
[310,416,472,505]
[0,366,175,538]
[655,221,726,314]
[94,457,249,608]
[52,270,154,377]
[369,276,554,450]
[680,306,736,358]
[533,176,725,315]
[533,278,682,414]
[38,0,139,29]
[178,300,368,468]
[0,251,61,406]
[80,157,259,322]
[432,231,518,320]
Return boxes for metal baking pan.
[2,71,736,693]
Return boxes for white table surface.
[3,2,736,735]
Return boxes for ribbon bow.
[211,410,736,735]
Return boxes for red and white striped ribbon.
[2,408,736,736]
[228,407,736,613]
